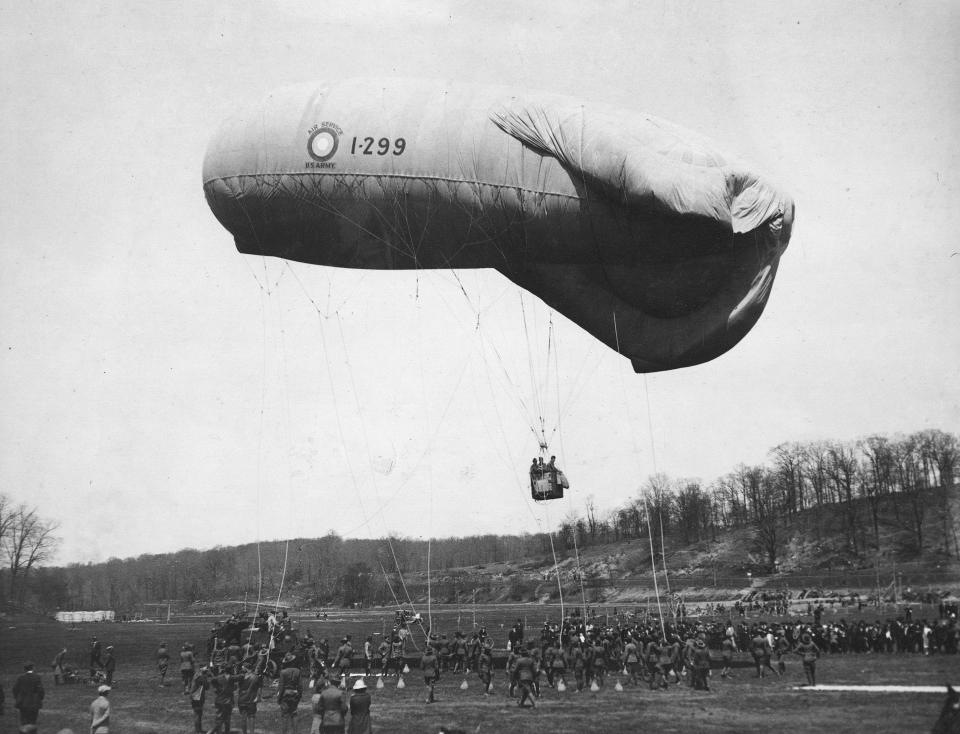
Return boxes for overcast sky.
[2,1,958,566]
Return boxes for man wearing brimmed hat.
[90,684,111,733]
[312,674,347,734]
[347,678,372,734]
[691,639,712,691]
[13,662,44,733]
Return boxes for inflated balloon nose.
[204,79,793,373]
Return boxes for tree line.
[1,428,956,613]
[554,428,959,572]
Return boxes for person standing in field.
[691,639,712,691]
[720,634,736,678]
[180,643,196,694]
[278,653,303,734]
[514,646,536,708]
[314,675,348,734]
[156,642,170,687]
[209,666,244,734]
[13,662,45,732]
[420,646,439,704]
[90,684,111,734]
[89,637,103,679]
[333,637,353,688]
[795,632,821,687]
[477,641,493,695]
[53,647,68,685]
[102,647,116,686]
[237,664,264,734]
[347,678,372,734]
[189,666,212,734]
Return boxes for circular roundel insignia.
[307,126,339,162]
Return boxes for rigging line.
[335,346,473,537]
[272,288,299,610]
[435,271,543,436]
[519,291,547,448]
[332,312,429,642]
[644,374,671,596]
[247,273,269,644]
[414,283,435,634]
[542,501,565,627]
[552,323,587,617]
[613,312,666,639]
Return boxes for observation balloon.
[203,79,794,372]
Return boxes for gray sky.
[2,0,958,565]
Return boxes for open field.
[1,607,956,733]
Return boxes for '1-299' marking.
[351,137,406,156]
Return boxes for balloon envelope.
[203,79,793,372]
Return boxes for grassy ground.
[0,607,956,733]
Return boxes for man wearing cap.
[90,684,111,734]
[347,678,372,734]
[477,641,493,695]
[278,653,303,734]
[13,662,44,732]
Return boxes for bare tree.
[2,500,60,603]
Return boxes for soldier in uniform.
[157,641,170,687]
[189,666,212,734]
[514,646,536,708]
[795,632,821,687]
[277,653,303,734]
[180,643,197,694]
[477,641,493,695]
[420,646,439,703]
[89,636,103,679]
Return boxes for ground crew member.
[210,667,243,734]
[364,635,374,677]
[514,646,536,708]
[237,664,264,734]
[622,636,641,686]
[333,637,353,688]
[420,646,439,703]
[156,642,170,687]
[477,641,493,695]
[180,643,196,694]
[795,632,821,687]
[189,667,211,734]
[278,653,303,734]
[691,639,712,691]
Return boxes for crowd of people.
[4,603,957,732]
